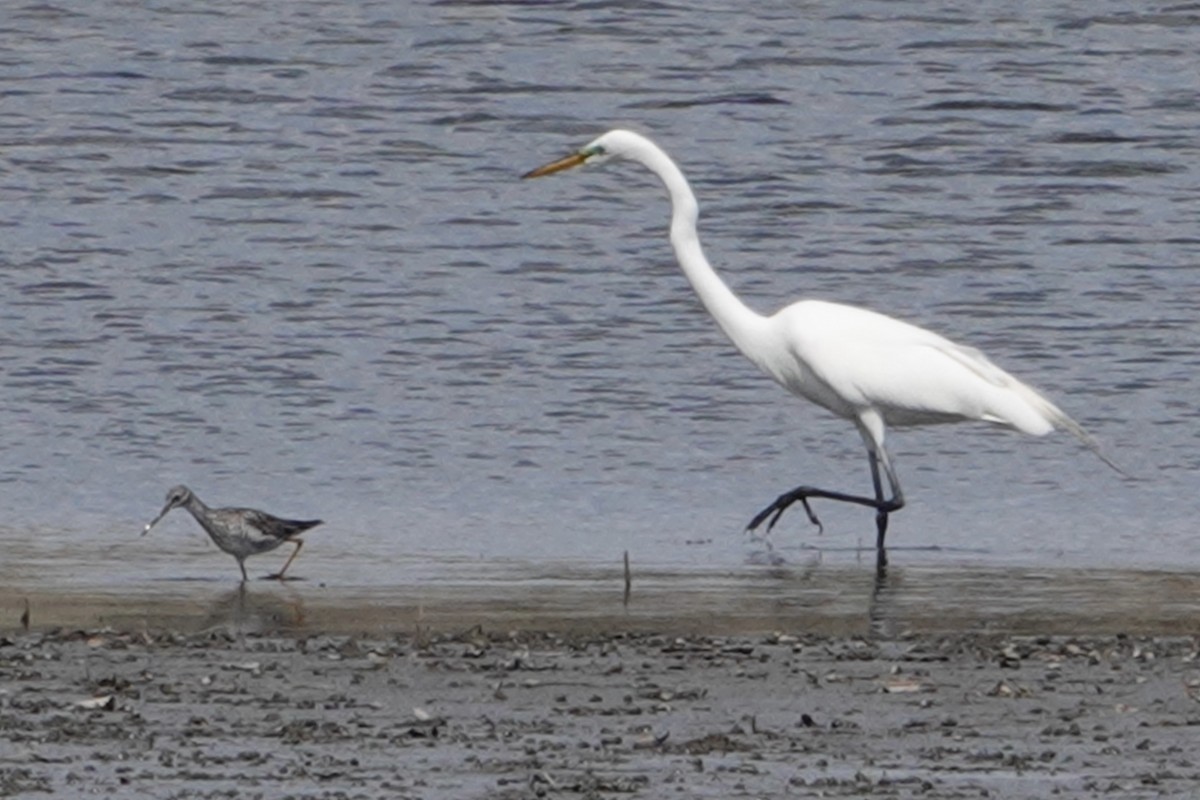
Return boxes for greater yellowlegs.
[142,485,322,581]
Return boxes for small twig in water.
[623,550,632,607]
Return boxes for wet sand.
[3,625,1200,798]
[4,567,1200,798]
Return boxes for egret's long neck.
[640,145,767,356]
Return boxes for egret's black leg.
[746,444,905,550]
[870,444,904,561]
[747,485,886,533]
[866,450,890,561]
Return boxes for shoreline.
[5,562,1200,639]
[4,564,1200,797]
[3,625,1199,798]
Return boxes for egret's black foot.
[747,488,824,534]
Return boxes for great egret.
[142,485,323,581]
[523,129,1119,557]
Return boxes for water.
[2,1,1199,624]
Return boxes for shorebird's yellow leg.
[269,540,303,580]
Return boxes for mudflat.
[3,621,1200,798]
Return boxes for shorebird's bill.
[141,509,169,536]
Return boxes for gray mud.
[3,626,1200,798]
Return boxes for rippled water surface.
[3,1,1199,614]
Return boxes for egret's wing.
[827,316,1123,473]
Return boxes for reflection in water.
[868,559,901,639]
[199,584,308,634]
[6,561,1200,638]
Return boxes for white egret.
[523,129,1120,558]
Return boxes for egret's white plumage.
[523,129,1118,558]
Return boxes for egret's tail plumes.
[1056,413,1128,478]
[1015,381,1127,477]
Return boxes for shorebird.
[142,485,322,581]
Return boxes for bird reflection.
[201,583,307,634]
[745,528,897,638]
[868,552,900,639]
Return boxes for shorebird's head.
[142,485,193,536]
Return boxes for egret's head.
[522,129,644,179]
